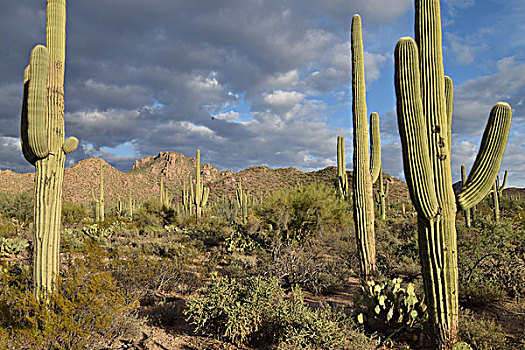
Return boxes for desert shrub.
[185,274,372,349]
[61,201,87,225]
[108,247,206,300]
[255,182,352,244]
[0,192,33,224]
[458,215,525,304]
[262,240,351,295]
[376,219,421,280]
[459,308,508,350]
[0,244,141,349]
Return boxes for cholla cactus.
[20,0,78,299]
[393,0,512,347]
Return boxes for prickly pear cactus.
[20,0,78,299]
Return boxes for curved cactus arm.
[394,37,439,219]
[444,76,454,153]
[457,103,512,210]
[369,112,381,183]
[21,45,50,165]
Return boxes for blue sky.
[0,0,524,187]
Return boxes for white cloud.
[263,90,305,108]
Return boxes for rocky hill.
[0,151,412,207]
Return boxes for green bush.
[458,215,525,304]
[61,201,87,225]
[459,308,508,350]
[0,244,141,349]
[185,274,373,348]
[0,192,33,224]
[255,183,352,244]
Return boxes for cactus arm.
[63,137,78,154]
[337,136,348,198]
[444,76,453,153]
[457,103,512,210]
[369,112,381,183]
[21,46,50,165]
[498,170,508,193]
[394,37,439,219]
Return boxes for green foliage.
[458,308,508,350]
[61,201,87,225]
[0,245,140,349]
[458,215,525,304]
[185,274,373,349]
[0,192,33,224]
[356,277,427,331]
[256,182,352,244]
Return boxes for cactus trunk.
[351,14,378,277]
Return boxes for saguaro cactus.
[491,170,507,221]
[377,170,389,220]
[20,0,78,299]
[128,188,134,218]
[393,0,512,347]
[159,176,170,207]
[337,136,349,199]
[351,14,382,277]
[91,159,105,222]
[193,150,210,219]
[236,179,250,222]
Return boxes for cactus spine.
[491,170,507,221]
[351,14,381,277]
[337,136,349,199]
[393,1,512,347]
[91,159,105,222]
[20,0,78,299]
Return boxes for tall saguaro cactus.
[336,136,348,199]
[20,0,78,299]
[351,14,381,277]
[393,0,512,347]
